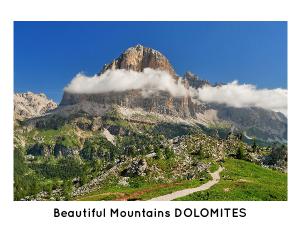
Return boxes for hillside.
[14,104,287,201]
[176,158,287,201]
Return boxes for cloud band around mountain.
[64,69,287,115]
[64,68,188,97]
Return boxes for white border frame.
[1,1,299,232]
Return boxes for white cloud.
[64,69,287,115]
[195,81,287,115]
[64,68,188,97]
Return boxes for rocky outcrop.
[183,71,210,89]
[60,90,195,118]
[100,44,176,77]
[14,92,57,120]
[27,143,53,157]
[26,142,78,157]
[54,144,78,157]
[121,159,148,177]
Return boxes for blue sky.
[14,21,287,103]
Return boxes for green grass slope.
[176,158,287,201]
[76,179,210,201]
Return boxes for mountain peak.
[100,45,176,76]
[14,92,57,120]
[132,44,144,49]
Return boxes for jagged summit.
[183,71,210,89]
[14,92,57,120]
[100,44,177,77]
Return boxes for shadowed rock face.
[211,104,287,141]
[60,90,195,118]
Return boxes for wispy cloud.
[195,81,287,115]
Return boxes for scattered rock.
[118,177,129,186]
[102,128,115,145]
[145,152,156,158]
[121,159,148,177]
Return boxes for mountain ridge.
[16,45,287,143]
[14,92,57,121]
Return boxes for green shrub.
[164,147,175,159]
[43,181,53,194]
[62,180,73,200]
[236,146,246,160]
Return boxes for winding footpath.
[149,166,224,201]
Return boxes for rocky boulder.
[121,159,148,177]
[54,144,78,157]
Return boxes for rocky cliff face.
[210,104,287,142]
[60,90,195,118]
[14,92,57,120]
[100,44,177,77]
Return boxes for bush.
[127,145,137,156]
[236,146,246,160]
[154,147,163,159]
[43,181,53,194]
[80,174,89,186]
[128,176,145,188]
[265,144,287,166]
[81,136,119,161]
[31,157,84,180]
[252,138,257,152]
[164,147,175,159]
[14,149,44,200]
[62,180,73,200]
[191,146,208,160]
